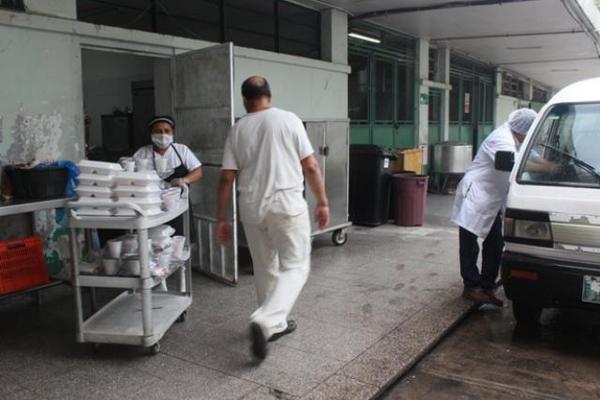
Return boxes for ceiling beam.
[432,29,585,42]
[497,56,600,65]
[352,0,541,20]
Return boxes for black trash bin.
[349,144,395,226]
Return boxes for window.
[0,0,24,10]
[155,0,221,42]
[374,59,394,121]
[225,0,275,52]
[348,53,369,121]
[397,63,413,121]
[519,103,600,188]
[429,89,441,123]
[77,0,321,59]
[449,76,460,122]
[462,79,473,123]
[278,1,320,59]
[77,0,154,32]
[502,73,525,99]
[532,86,548,103]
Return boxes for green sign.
[420,93,429,105]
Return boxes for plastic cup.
[124,160,135,172]
[122,237,138,254]
[163,196,178,211]
[172,236,185,259]
[102,258,119,275]
[107,240,122,258]
[158,252,172,268]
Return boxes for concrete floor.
[383,292,600,399]
[0,194,473,400]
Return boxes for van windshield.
[518,102,600,188]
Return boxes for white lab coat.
[452,123,517,238]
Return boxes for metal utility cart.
[66,189,191,355]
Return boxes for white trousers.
[243,208,311,338]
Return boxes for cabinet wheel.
[331,229,347,246]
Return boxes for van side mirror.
[495,151,515,172]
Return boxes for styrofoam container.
[78,160,122,176]
[113,185,161,199]
[74,207,112,216]
[78,173,114,188]
[119,196,162,210]
[114,171,161,187]
[76,186,113,199]
[114,206,162,217]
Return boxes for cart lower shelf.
[79,291,191,347]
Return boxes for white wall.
[234,47,349,120]
[82,50,155,147]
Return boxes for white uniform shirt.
[452,123,517,238]
[133,143,201,172]
[222,107,314,224]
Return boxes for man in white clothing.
[452,108,537,306]
[216,76,330,361]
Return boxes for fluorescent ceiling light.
[506,46,543,50]
[551,68,580,72]
[349,32,381,43]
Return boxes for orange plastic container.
[0,236,49,295]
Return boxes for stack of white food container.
[75,160,122,216]
[113,171,163,216]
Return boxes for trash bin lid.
[350,144,394,158]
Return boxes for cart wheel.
[149,342,160,356]
[331,229,347,246]
[177,310,187,323]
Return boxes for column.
[321,9,348,64]
[438,46,451,142]
[23,0,77,19]
[415,38,429,168]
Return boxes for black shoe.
[268,320,297,342]
[250,322,268,360]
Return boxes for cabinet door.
[324,121,349,229]
[304,121,326,232]
[172,43,238,285]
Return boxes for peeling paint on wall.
[2,111,64,163]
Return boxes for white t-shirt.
[133,143,202,172]
[222,107,314,224]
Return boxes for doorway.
[81,49,170,161]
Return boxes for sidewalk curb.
[302,297,479,400]
[370,302,479,399]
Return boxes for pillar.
[23,0,77,19]
[415,39,429,168]
[321,9,348,64]
[438,47,451,142]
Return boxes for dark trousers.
[459,213,504,290]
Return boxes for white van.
[496,77,600,324]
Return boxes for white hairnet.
[508,108,537,136]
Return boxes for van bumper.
[502,251,600,311]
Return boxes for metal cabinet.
[305,119,351,245]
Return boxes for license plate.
[582,275,600,304]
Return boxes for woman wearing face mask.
[133,115,203,187]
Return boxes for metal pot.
[432,143,472,174]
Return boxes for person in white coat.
[452,108,537,306]
[216,76,330,361]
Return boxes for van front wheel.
[512,301,542,326]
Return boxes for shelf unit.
[67,192,191,354]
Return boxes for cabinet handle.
[320,146,330,156]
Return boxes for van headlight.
[504,217,553,242]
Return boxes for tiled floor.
[0,195,472,400]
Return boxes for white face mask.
[152,134,173,149]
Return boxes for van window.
[518,103,600,188]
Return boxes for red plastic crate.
[0,236,49,295]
